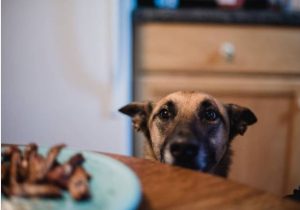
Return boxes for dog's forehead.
[153,91,225,114]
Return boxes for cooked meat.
[5,183,62,198]
[18,143,38,181]
[1,144,91,200]
[2,146,20,162]
[9,150,21,186]
[45,144,65,172]
[25,144,65,183]
[46,163,72,188]
[46,153,85,188]
[23,143,38,160]
[28,152,47,183]
[1,162,9,185]
[19,159,29,181]
[68,167,90,200]
[68,153,85,166]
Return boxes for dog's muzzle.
[169,141,199,169]
[164,127,216,171]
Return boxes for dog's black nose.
[170,142,198,159]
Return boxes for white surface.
[2,0,133,154]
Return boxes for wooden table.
[107,153,300,210]
[2,144,299,209]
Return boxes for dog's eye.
[203,109,219,122]
[159,108,172,121]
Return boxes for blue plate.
[1,146,141,210]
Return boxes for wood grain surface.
[107,153,300,210]
[138,23,300,75]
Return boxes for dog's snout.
[170,142,198,159]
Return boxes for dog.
[119,91,257,177]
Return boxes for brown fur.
[119,91,257,177]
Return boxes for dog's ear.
[225,104,257,140]
[119,101,153,138]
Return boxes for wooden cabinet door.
[219,95,291,196]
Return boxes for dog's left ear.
[225,104,257,140]
[119,101,153,138]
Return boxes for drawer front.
[138,23,300,74]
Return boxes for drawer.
[137,23,300,74]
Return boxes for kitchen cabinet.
[133,11,300,196]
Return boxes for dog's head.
[119,91,257,172]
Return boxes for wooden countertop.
[133,9,300,26]
[107,153,300,210]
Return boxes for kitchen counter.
[133,9,300,26]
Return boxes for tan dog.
[119,91,257,177]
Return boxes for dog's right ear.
[119,101,153,137]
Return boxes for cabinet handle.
[220,42,235,62]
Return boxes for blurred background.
[2,0,300,197]
[2,0,134,154]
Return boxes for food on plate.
[68,166,91,200]
[1,143,91,200]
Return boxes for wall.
[2,0,133,154]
